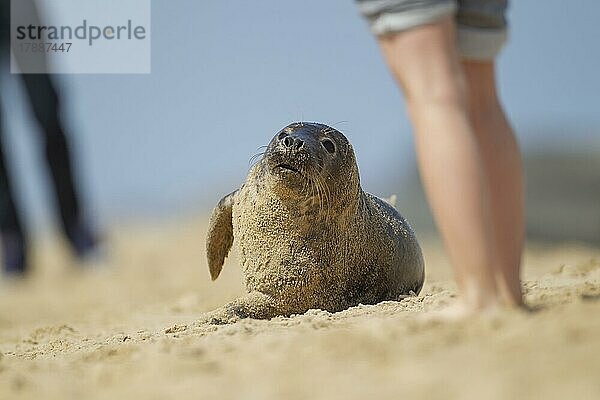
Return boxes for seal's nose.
[282,135,304,150]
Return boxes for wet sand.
[1,217,599,399]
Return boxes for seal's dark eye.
[278,131,288,140]
[321,139,335,154]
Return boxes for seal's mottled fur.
[205,122,424,323]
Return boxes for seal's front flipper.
[197,292,278,325]
[206,191,237,280]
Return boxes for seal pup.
[205,122,424,323]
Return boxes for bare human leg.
[378,17,503,315]
[463,61,524,306]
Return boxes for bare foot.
[421,298,501,322]
[422,294,533,322]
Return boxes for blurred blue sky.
[1,0,599,230]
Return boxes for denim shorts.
[356,0,508,60]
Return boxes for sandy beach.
[1,217,599,399]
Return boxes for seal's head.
[261,122,360,205]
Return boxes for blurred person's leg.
[0,112,28,274]
[0,0,28,274]
[20,74,98,259]
[1,0,99,264]
[463,61,524,305]
[378,17,500,313]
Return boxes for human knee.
[405,75,469,114]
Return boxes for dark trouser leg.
[19,75,79,229]
[0,112,28,274]
[0,1,27,273]
[19,74,95,256]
